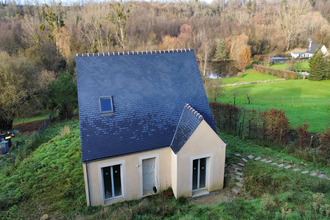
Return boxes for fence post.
[314,97,317,108]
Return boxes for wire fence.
[220,96,330,110]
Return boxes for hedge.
[253,64,298,79]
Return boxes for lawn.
[221,69,280,84]
[270,61,309,70]
[214,76,330,132]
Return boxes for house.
[76,49,226,206]
[290,52,305,59]
[270,57,286,64]
[290,39,328,58]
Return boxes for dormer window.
[99,96,113,113]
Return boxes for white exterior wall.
[174,120,226,197]
[83,120,226,206]
[83,147,172,206]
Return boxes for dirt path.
[221,78,285,87]
[13,119,45,133]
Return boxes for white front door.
[142,158,156,195]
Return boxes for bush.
[295,123,311,150]
[262,108,290,145]
[49,73,77,119]
[253,64,297,79]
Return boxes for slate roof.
[76,49,217,162]
[171,104,203,154]
[306,43,320,54]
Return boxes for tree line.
[0,0,329,131]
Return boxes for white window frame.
[138,153,160,197]
[99,96,114,114]
[98,160,125,202]
[190,153,213,193]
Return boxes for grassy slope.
[221,69,280,84]
[0,119,87,219]
[13,113,50,125]
[270,62,309,70]
[217,77,330,132]
[1,120,329,219]
[84,133,330,219]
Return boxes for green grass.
[1,119,329,219]
[216,79,330,132]
[0,119,87,219]
[270,61,309,70]
[221,69,280,84]
[13,113,50,125]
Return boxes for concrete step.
[236,177,243,181]
[242,158,248,163]
[236,172,243,176]
[235,182,243,188]
[247,155,254,159]
[238,163,245,167]
[254,157,261,161]
[232,188,239,194]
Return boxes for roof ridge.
[185,103,203,120]
[76,48,194,57]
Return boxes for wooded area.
[0,0,329,130]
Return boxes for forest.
[0,0,329,131]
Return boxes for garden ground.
[0,119,328,219]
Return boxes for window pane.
[192,159,198,190]
[100,97,113,112]
[199,158,206,188]
[113,165,122,196]
[102,167,112,199]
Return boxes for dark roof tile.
[76,49,216,162]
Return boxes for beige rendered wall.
[174,120,226,197]
[84,147,172,206]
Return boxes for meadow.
[270,61,310,70]
[215,73,330,132]
[221,69,280,84]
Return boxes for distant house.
[270,57,286,64]
[76,49,226,206]
[305,43,328,57]
[291,39,328,58]
[305,42,328,57]
[290,52,305,59]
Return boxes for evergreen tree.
[214,39,227,60]
[309,49,326,81]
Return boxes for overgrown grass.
[0,119,87,219]
[270,61,309,70]
[221,69,280,84]
[1,119,329,219]
[13,113,50,125]
[216,79,330,132]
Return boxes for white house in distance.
[76,49,227,206]
[291,38,328,58]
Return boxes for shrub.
[253,64,297,79]
[262,108,290,145]
[295,123,311,150]
[49,73,77,119]
[318,127,330,160]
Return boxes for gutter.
[85,162,92,206]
